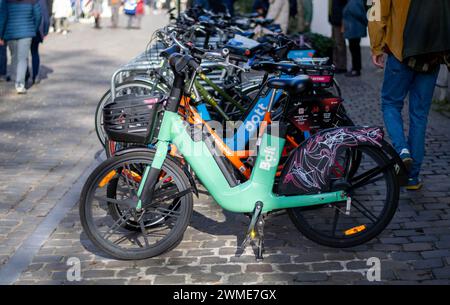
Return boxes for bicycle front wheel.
[80,151,193,260]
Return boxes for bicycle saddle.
[251,61,300,75]
[267,75,313,95]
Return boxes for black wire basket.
[103,95,165,144]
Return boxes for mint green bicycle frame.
[136,110,346,213]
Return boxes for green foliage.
[304,32,335,58]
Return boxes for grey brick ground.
[1,22,450,284]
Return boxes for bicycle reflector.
[344,225,367,236]
[99,170,117,188]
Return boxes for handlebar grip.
[188,58,201,72]
[169,53,201,74]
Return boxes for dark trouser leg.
[332,25,347,71]
[348,38,362,72]
[0,44,7,76]
[31,37,40,82]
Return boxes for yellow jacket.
[368,0,411,61]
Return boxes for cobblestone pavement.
[0,15,168,279]
[1,28,450,284]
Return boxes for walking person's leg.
[55,18,62,33]
[346,38,362,77]
[332,25,347,73]
[406,68,440,189]
[8,40,18,83]
[13,38,32,93]
[0,44,8,80]
[136,15,142,29]
[381,54,415,160]
[62,18,69,34]
[127,15,133,28]
[30,37,40,84]
[111,6,119,27]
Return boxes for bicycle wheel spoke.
[138,215,150,247]
[352,198,378,223]
[349,166,386,190]
[147,206,181,219]
[94,196,136,209]
[121,163,139,197]
[102,210,134,240]
[150,188,192,206]
[331,208,340,237]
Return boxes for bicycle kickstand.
[240,202,265,260]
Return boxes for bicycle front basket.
[103,95,165,144]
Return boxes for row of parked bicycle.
[79,7,408,260]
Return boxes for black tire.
[80,151,193,260]
[95,80,169,147]
[288,146,399,248]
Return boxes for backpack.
[124,0,137,15]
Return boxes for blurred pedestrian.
[91,0,103,28]
[0,0,42,94]
[252,0,269,17]
[135,0,144,28]
[266,0,289,34]
[124,0,143,29]
[0,41,8,82]
[53,0,72,34]
[343,0,367,77]
[192,0,210,11]
[0,0,8,82]
[289,0,313,33]
[109,0,122,28]
[31,0,50,84]
[329,0,348,73]
[368,0,450,190]
[222,0,234,16]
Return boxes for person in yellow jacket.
[368,0,440,190]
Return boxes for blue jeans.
[0,43,7,76]
[8,37,32,88]
[381,54,439,179]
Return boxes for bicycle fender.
[114,147,199,197]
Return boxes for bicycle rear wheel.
[288,146,399,248]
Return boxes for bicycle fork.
[136,141,169,210]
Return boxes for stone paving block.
[211,264,242,274]
[245,264,273,273]
[294,272,329,282]
[191,273,222,283]
[154,275,186,284]
[432,267,450,279]
[227,273,259,284]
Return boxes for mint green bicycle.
[79,51,401,260]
